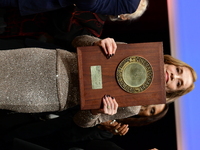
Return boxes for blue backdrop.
[168,0,200,149]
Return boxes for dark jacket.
[2,0,141,16]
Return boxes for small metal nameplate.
[91,66,103,89]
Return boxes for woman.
[117,104,169,127]
[0,35,197,128]
[72,35,196,127]
[0,0,148,20]
[99,104,167,136]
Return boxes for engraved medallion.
[116,56,153,93]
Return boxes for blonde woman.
[0,35,197,128]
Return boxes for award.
[77,42,166,110]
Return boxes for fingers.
[112,98,118,112]
[115,122,121,129]
[111,121,119,127]
[102,95,118,115]
[104,38,117,56]
[94,38,117,58]
[92,95,118,115]
[113,123,129,136]
[117,124,129,136]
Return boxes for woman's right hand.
[93,38,117,59]
[90,95,118,115]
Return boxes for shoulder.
[123,105,141,113]
[72,35,101,47]
[117,106,141,117]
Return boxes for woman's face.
[138,104,165,116]
[164,64,193,92]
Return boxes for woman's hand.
[100,120,129,136]
[113,122,129,136]
[90,95,118,115]
[93,38,117,59]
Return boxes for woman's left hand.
[102,95,118,115]
[90,95,118,115]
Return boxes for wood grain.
[77,42,166,110]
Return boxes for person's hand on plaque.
[90,95,118,115]
[93,38,117,59]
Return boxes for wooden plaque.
[77,42,166,110]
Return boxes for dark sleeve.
[76,0,141,15]
[18,0,72,16]
[86,140,124,150]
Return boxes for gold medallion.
[116,56,153,93]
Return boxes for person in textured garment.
[0,35,197,128]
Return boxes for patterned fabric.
[0,8,48,38]
[48,6,107,50]
[0,46,141,127]
[69,8,106,37]
[0,48,77,113]
[0,7,106,49]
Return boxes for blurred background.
[1,0,199,149]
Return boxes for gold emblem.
[116,56,153,93]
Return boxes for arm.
[72,35,120,58]
[73,95,119,128]
[72,35,101,47]
[73,104,141,128]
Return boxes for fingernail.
[111,96,114,99]
[112,54,114,56]
[107,55,112,59]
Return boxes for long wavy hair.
[164,55,197,103]
[117,104,169,126]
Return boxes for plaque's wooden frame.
[77,42,166,110]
